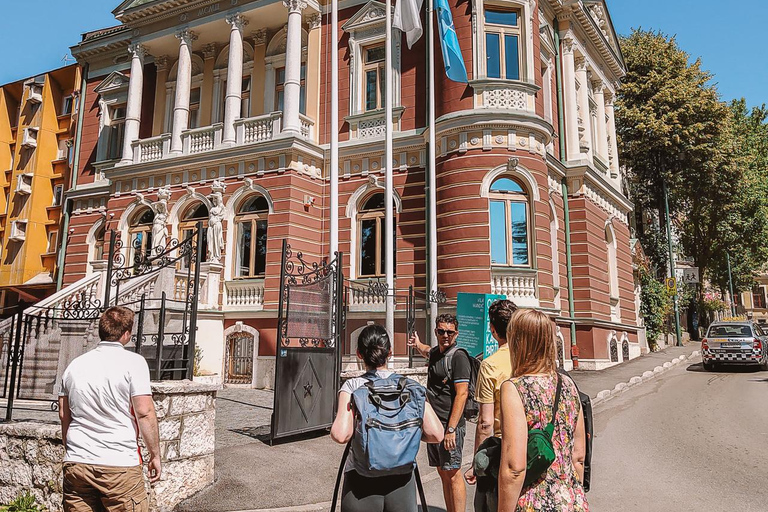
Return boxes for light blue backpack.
[350,373,426,476]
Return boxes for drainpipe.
[56,64,88,291]
[554,19,579,368]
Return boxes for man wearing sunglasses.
[409,314,470,512]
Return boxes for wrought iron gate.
[270,240,343,442]
[406,286,447,366]
[105,222,203,380]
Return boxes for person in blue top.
[331,324,443,512]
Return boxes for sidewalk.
[176,343,702,512]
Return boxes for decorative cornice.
[251,28,268,46]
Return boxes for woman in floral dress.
[498,309,588,512]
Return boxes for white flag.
[393,0,424,49]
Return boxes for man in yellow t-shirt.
[464,299,517,488]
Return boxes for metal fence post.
[185,221,203,380]
[135,294,146,354]
[155,292,167,380]
[4,311,23,422]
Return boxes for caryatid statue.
[150,186,171,254]
[207,180,227,263]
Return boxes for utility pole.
[663,179,682,347]
[726,252,736,317]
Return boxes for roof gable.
[342,1,392,32]
[583,0,622,62]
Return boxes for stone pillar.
[560,37,580,162]
[281,0,307,135]
[606,93,620,178]
[152,56,169,135]
[223,13,248,144]
[121,43,147,165]
[305,13,321,140]
[200,44,218,128]
[250,29,267,117]
[592,81,609,165]
[575,56,592,159]
[170,29,197,155]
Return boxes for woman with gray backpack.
[497,309,588,511]
[330,324,444,512]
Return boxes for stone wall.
[0,380,217,512]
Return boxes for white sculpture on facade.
[207,180,227,263]
[151,186,171,254]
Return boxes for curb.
[591,350,701,408]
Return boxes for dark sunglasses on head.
[436,328,456,336]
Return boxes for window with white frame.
[106,104,126,160]
[484,7,522,80]
[235,195,269,278]
[357,193,396,278]
[129,208,154,265]
[94,223,106,261]
[46,231,58,253]
[189,87,201,129]
[62,95,74,116]
[274,66,306,115]
[241,77,252,118]
[180,203,209,269]
[52,184,63,207]
[489,177,529,266]
[363,45,385,111]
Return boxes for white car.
[701,321,768,371]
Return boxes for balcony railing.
[122,111,315,166]
[470,79,539,112]
[182,123,223,155]
[348,279,387,312]
[224,278,265,310]
[490,267,539,308]
[235,112,281,145]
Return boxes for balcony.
[122,111,314,167]
[470,79,539,112]
[224,279,265,311]
[490,267,539,308]
[348,279,387,312]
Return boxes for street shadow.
[217,396,273,411]
[229,424,329,446]
[686,362,762,373]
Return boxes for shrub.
[0,491,46,512]
[639,269,673,351]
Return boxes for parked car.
[701,320,768,371]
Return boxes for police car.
[701,320,768,371]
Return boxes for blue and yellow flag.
[435,0,468,83]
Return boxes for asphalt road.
[422,356,768,512]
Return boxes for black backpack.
[558,369,593,492]
[443,346,482,421]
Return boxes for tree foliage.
[617,29,768,296]
[639,268,672,351]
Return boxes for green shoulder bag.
[523,373,562,488]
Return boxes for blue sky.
[0,0,765,107]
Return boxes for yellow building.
[0,65,81,312]
[737,271,768,326]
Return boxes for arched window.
[235,195,269,278]
[357,193,396,278]
[489,177,529,266]
[129,208,154,265]
[94,223,106,261]
[180,203,208,267]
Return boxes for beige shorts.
[63,463,148,512]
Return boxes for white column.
[281,0,307,134]
[605,93,620,178]
[170,29,197,155]
[575,56,592,159]
[120,43,147,165]
[592,81,609,164]
[560,37,580,161]
[223,13,248,144]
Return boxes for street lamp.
[662,177,682,347]
[726,252,736,317]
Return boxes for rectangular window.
[106,105,126,161]
[241,77,252,118]
[753,286,767,309]
[62,96,74,116]
[47,232,58,253]
[363,45,385,111]
[189,88,201,129]
[52,184,63,207]
[275,67,307,115]
[510,202,528,265]
[490,200,508,265]
[237,222,252,277]
[484,8,521,81]
[360,218,378,277]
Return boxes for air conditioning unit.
[21,127,38,149]
[24,78,44,104]
[9,220,27,242]
[15,174,32,195]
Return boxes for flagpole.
[426,0,437,347]
[385,0,395,361]
[330,0,339,260]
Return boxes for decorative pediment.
[583,0,621,59]
[94,71,130,95]
[342,1,392,32]
[539,22,557,57]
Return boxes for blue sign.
[455,292,505,359]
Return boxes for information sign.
[675,267,700,284]
[455,292,505,359]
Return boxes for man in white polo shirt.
[58,306,161,512]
